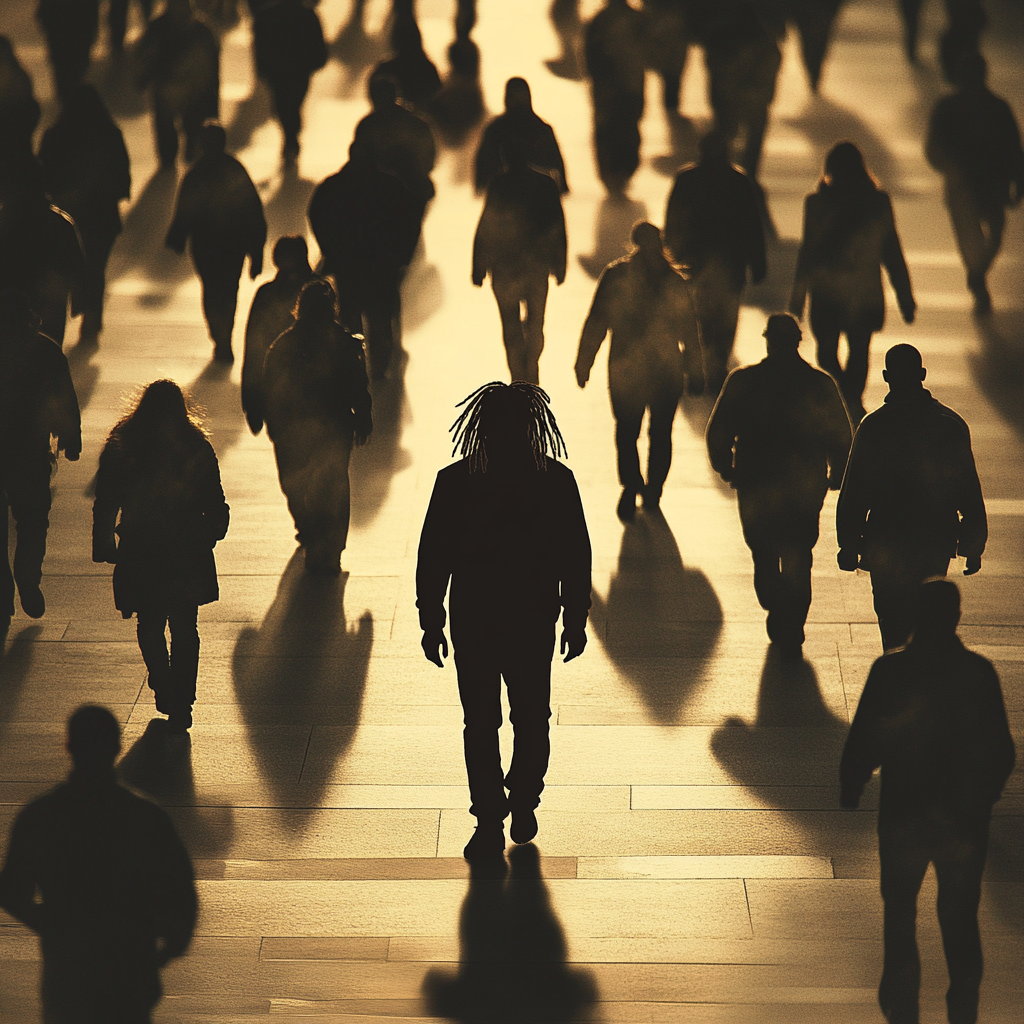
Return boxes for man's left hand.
[560,628,586,662]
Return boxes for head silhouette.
[272,235,309,274]
[631,221,662,254]
[67,705,121,773]
[120,379,202,443]
[913,579,961,642]
[199,123,226,158]
[0,288,41,335]
[699,131,731,167]
[296,278,338,323]
[882,343,926,392]
[763,313,802,356]
[369,75,398,109]
[505,77,532,112]
[824,141,875,190]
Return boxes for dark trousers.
[814,324,873,419]
[943,178,1005,292]
[337,272,401,380]
[193,249,246,353]
[453,624,555,822]
[78,231,118,339]
[868,549,950,651]
[153,97,207,167]
[592,99,642,194]
[738,492,821,647]
[1,463,52,616]
[878,818,989,1024]
[136,604,200,713]
[691,263,742,392]
[491,272,549,384]
[610,379,682,498]
[268,75,311,152]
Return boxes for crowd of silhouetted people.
[0,2,1020,1023]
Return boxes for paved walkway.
[1,0,1021,1021]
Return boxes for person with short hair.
[0,704,198,1023]
[841,579,1015,1024]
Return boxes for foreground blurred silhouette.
[841,580,1015,1024]
[0,705,197,1023]
[263,280,372,575]
[372,3,441,112]
[926,52,1024,318]
[475,77,568,195]
[575,221,703,521]
[39,84,131,347]
[665,130,766,392]
[837,344,987,651]
[472,148,567,384]
[252,0,328,163]
[417,383,591,858]
[36,0,100,101]
[93,380,230,732]
[790,141,916,421]
[707,313,851,656]
[424,844,599,1022]
[0,36,42,198]
[242,235,316,434]
[166,123,267,362]
[0,289,81,627]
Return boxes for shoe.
[166,707,193,734]
[616,489,637,523]
[641,484,661,511]
[213,344,235,364]
[463,822,506,860]
[510,807,538,844]
[19,585,45,619]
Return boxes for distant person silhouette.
[416,383,591,858]
[39,84,131,347]
[428,37,485,146]
[837,344,987,652]
[546,0,584,81]
[707,313,851,656]
[584,0,645,196]
[134,0,220,167]
[252,0,328,163]
[841,580,1015,1024]
[263,280,372,575]
[474,77,568,195]
[789,142,916,422]
[926,52,1024,317]
[166,123,266,363]
[0,704,198,1023]
[242,235,316,435]
[354,76,436,210]
[308,139,421,380]
[0,36,42,198]
[664,131,766,392]
[372,12,442,112]
[575,221,703,521]
[0,289,81,626]
[898,0,923,62]
[472,148,567,384]
[938,0,985,85]
[36,0,100,101]
[93,380,230,732]
[108,0,156,56]
[639,0,691,115]
[0,181,86,347]
[785,0,844,92]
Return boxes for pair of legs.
[153,96,210,168]
[136,603,199,729]
[738,491,821,651]
[192,248,246,360]
[691,265,742,393]
[77,230,118,344]
[812,319,873,421]
[490,271,550,384]
[868,548,950,651]
[337,272,401,380]
[1,463,52,620]
[592,96,643,195]
[878,817,989,1024]
[267,75,311,160]
[943,178,1006,315]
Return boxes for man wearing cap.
[707,313,851,655]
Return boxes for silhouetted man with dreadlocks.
[416,383,592,859]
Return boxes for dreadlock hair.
[450,381,567,473]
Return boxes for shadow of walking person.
[969,309,1024,438]
[591,511,722,723]
[263,164,319,240]
[424,843,599,1024]
[231,552,372,822]
[117,717,235,859]
[65,336,100,413]
[577,195,647,279]
[185,359,244,460]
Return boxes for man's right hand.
[837,548,859,572]
[421,629,448,667]
[575,364,589,389]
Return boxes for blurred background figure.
[165,123,266,363]
[36,0,100,101]
[707,313,851,657]
[428,36,485,147]
[38,84,131,347]
[472,147,567,384]
[0,289,81,628]
[584,0,645,197]
[372,1,441,112]
[0,705,198,1023]
[640,0,690,116]
[308,138,421,380]
[938,0,985,84]
[779,0,845,92]
[263,280,372,575]
[93,380,229,732]
[242,235,317,435]
[664,131,766,393]
[575,221,702,522]
[108,0,156,56]
[474,77,567,195]
[545,0,583,80]
[926,52,1024,318]
[134,0,220,167]
[252,0,328,164]
[0,36,42,199]
[789,141,915,422]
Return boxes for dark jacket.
[707,352,852,501]
[0,771,197,1018]
[836,388,987,564]
[416,458,592,638]
[352,102,436,204]
[474,108,568,194]
[0,328,81,471]
[472,166,567,283]
[664,161,767,287]
[840,637,1015,825]
[92,429,229,615]
[134,9,219,121]
[790,183,914,333]
[253,0,327,86]
[585,0,645,112]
